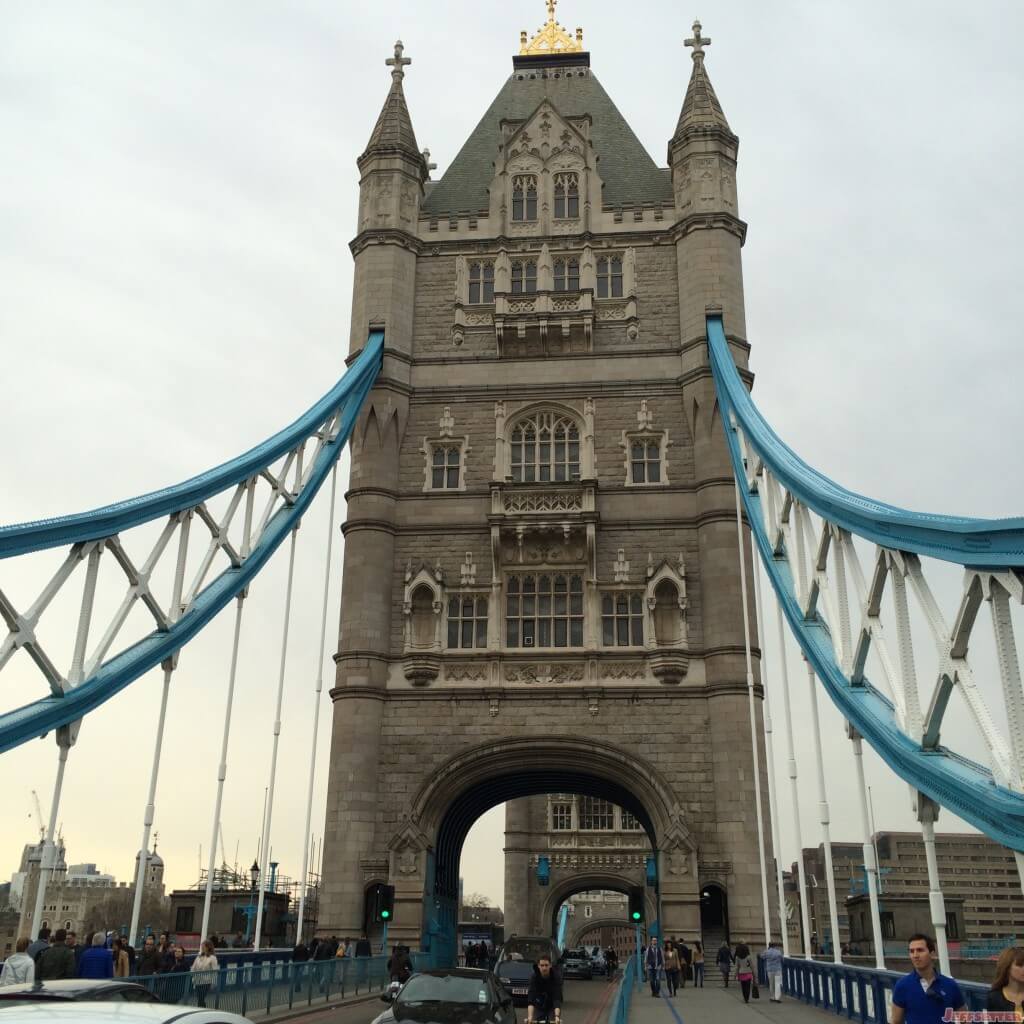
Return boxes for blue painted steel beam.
[0,332,383,752]
[706,315,1024,851]
[706,318,1024,571]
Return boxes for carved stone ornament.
[398,847,418,875]
[505,662,585,685]
[668,849,690,876]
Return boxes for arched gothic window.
[553,172,579,219]
[468,262,494,303]
[596,256,623,298]
[509,411,580,482]
[511,260,537,295]
[553,257,580,292]
[512,175,538,221]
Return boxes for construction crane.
[30,790,45,841]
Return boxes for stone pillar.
[503,798,532,936]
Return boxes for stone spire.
[359,40,422,168]
[671,20,733,149]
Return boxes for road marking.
[658,989,685,1024]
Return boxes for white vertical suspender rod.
[733,482,772,947]
[129,513,191,944]
[200,480,255,941]
[751,552,788,955]
[792,503,841,963]
[253,523,300,951]
[850,732,885,968]
[30,541,102,936]
[296,462,339,945]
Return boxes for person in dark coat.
[292,941,309,963]
[26,928,50,963]
[388,946,412,983]
[78,933,113,979]
[37,929,76,980]
[135,935,161,975]
[156,933,175,973]
[526,955,562,1024]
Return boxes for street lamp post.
[245,860,259,945]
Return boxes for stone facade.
[320,21,776,959]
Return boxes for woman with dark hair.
[663,941,679,997]
[692,941,704,988]
[987,946,1024,1016]
[190,940,219,1008]
[733,943,755,1004]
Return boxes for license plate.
[513,988,527,995]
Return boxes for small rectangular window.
[511,261,537,294]
[596,256,624,298]
[554,258,580,292]
[629,439,661,484]
[431,445,461,489]
[551,802,572,830]
[468,262,494,304]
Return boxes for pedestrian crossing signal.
[628,886,644,922]
[369,883,395,923]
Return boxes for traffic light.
[369,883,395,923]
[628,886,644,923]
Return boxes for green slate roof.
[422,65,673,217]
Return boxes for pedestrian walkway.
[627,982,834,1024]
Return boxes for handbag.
[751,981,760,999]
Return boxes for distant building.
[794,831,1024,953]
[847,893,966,957]
[1,907,20,960]
[17,841,167,941]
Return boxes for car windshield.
[501,939,554,963]
[397,975,491,1006]
[496,962,532,980]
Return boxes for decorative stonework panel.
[504,662,586,684]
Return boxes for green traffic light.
[631,912,641,921]
[382,910,391,919]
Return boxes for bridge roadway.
[268,975,835,1024]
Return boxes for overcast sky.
[2,1,1023,917]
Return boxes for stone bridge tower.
[321,8,774,958]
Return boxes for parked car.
[373,968,516,1024]
[495,958,534,1006]
[560,949,593,980]
[0,980,161,1005]
[0,1003,251,1024]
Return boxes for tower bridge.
[1,5,1022,1022]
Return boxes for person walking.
[890,934,965,1024]
[644,936,665,997]
[0,938,35,987]
[157,933,175,973]
[166,947,191,1004]
[716,942,733,987]
[677,939,691,988]
[663,941,680,997]
[763,941,783,1002]
[112,938,130,978]
[78,933,113,979]
[733,943,755,1004]
[526,954,562,1024]
[692,941,704,987]
[987,946,1024,1018]
[66,932,82,973]
[190,940,219,1008]
[37,928,76,980]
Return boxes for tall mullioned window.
[596,255,623,298]
[505,573,584,648]
[579,797,614,830]
[468,262,494,303]
[601,593,644,646]
[553,257,580,292]
[512,175,538,221]
[511,260,537,294]
[553,173,579,218]
[510,412,580,482]
[551,802,573,830]
[446,595,488,649]
[620,810,642,831]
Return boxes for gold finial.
[684,19,711,61]
[386,39,411,81]
[520,0,584,56]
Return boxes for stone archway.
[539,872,656,938]
[387,735,699,961]
[571,917,637,952]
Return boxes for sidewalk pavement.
[627,980,833,1024]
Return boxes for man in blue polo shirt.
[890,933,966,1023]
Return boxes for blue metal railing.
[607,955,635,1024]
[782,957,991,1021]
[133,951,439,1018]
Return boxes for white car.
[0,1002,251,1024]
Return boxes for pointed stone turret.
[670,20,732,149]
[359,40,423,166]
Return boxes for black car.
[494,959,534,1006]
[0,980,161,1005]
[560,950,593,981]
[372,968,516,1024]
